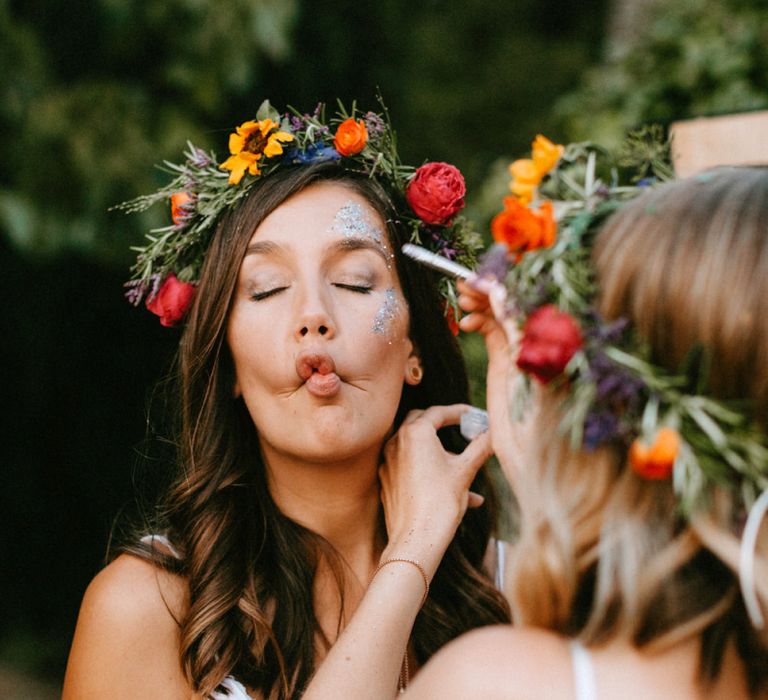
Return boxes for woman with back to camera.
[62,100,510,699]
[301,140,768,698]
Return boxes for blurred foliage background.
[2,0,766,691]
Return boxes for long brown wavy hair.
[120,162,510,697]
[505,167,768,695]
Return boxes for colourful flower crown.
[117,99,481,328]
[484,129,768,521]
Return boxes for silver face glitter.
[372,287,398,334]
[330,201,384,245]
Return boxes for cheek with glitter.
[372,288,399,335]
[331,201,384,245]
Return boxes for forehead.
[249,181,390,251]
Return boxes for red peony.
[146,273,196,327]
[406,162,466,225]
[516,305,582,384]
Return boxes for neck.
[261,443,384,569]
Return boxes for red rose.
[146,273,196,327]
[443,302,461,336]
[516,305,582,384]
[406,162,466,225]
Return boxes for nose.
[294,286,336,341]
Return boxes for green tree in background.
[0,0,299,260]
[0,0,607,264]
[553,0,768,147]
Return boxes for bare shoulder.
[86,552,186,621]
[408,626,572,700]
[62,554,192,700]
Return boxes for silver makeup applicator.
[401,243,476,281]
[401,242,499,299]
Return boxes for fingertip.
[467,492,485,509]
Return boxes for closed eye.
[333,283,373,294]
[251,287,288,301]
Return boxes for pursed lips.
[295,349,342,398]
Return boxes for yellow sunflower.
[220,118,294,185]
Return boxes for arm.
[62,554,193,700]
[457,280,538,502]
[302,404,493,700]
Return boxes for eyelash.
[251,287,287,301]
[250,283,372,301]
[334,283,373,294]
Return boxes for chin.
[268,417,388,465]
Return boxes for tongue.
[305,371,341,398]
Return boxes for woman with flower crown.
[298,142,768,698]
[61,101,511,699]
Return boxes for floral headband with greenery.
[481,130,768,625]
[117,99,481,329]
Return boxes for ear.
[404,352,424,386]
[233,376,242,398]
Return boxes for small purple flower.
[147,273,162,303]
[594,184,611,199]
[475,244,511,284]
[124,279,146,306]
[637,177,657,187]
[364,111,385,135]
[428,231,458,259]
[188,147,212,168]
[583,411,621,450]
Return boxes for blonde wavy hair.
[505,167,768,693]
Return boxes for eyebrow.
[243,236,392,264]
[244,240,282,257]
[331,237,392,264]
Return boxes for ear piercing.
[409,365,423,382]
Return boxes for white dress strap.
[495,538,507,591]
[140,533,181,559]
[569,640,597,700]
[209,676,255,700]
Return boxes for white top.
[569,640,597,700]
[209,676,254,700]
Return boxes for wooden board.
[670,111,768,177]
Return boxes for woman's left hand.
[379,404,493,578]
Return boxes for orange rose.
[491,197,556,257]
[170,192,193,225]
[509,158,541,204]
[629,427,680,480]
[531,135,564,176]
[333,118,368,156]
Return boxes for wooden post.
[670,111,768,178]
